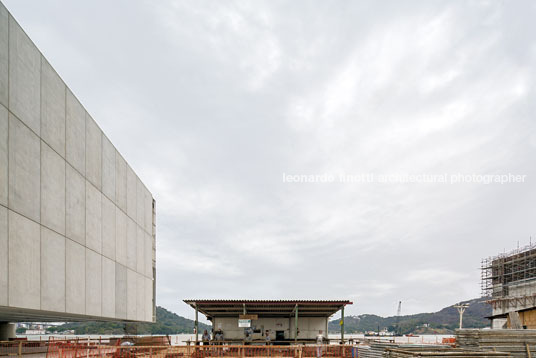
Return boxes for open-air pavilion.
[183,299,353,345]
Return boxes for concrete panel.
[145,232,152,278]
[136,273,145,321]
[40,226,65,312]
[0,206,7,305]
[66,163,85,245]
[102,256,115,318]
[0,3,7,107]
[115,154,127,212]
[102,136,115,202]
[85,115,102,189]
[8,210,40,309]
[115,207,127,266]
[85,182,102,253]
[126,165,136,220]
[8,114,40,222]
[115,263,127,319]
[0,105,7,206]
[126,268,137,320]
[41,141,65,235]
[0,2,156,324]
[136,225,144,274]
[8,16,40,134]
[66,238,85,314]
[85,249,101,316]
[145,277,153,322]
[102,196,116,260]
[41,58,66,157]
[65,90,85,175]
[136,178,144,227]
[144,189,152,234]
[126,217,136,270]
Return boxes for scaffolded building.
[482,243,536,329]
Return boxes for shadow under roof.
[183,299,352,319]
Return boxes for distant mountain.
[46,298,490,336]
[47,306,211,335]
[328,298,490,334]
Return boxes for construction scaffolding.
[482,243,536,312]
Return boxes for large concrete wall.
[0,1,155,323]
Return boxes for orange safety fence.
[441,337,456,346]
[46,341,106,358]
[0,340,48,356]
[45,344,357,358]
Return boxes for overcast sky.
[5,0,536,321]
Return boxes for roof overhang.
[486,306,536,320]
[485,313,507,320]
[0,305,146,323]
[183,299,352,320]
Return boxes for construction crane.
[394,301,402,336]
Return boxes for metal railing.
[0,340,48,356]
[45,344,356,358]
[2,336,455,357]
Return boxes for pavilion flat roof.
[183,299,352,319]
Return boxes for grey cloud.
[4,0,536,320]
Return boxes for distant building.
[184,299,352,344]
[24,329,46,335]
[0,0,156,339]
[482,244,536,328]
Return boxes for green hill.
[47,306,211,335]
[45,298,490,336]
[328,298,490,334]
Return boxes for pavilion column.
[340,306,345,343]
[243,304,247,344]
[195,304,199,344]
[295,304,299,344]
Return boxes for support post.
[243,304,247,345]
[0,323,16,341]
[295,304,299,344]
[341,306,345,343]
[195,304,199,344]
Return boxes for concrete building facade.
[0,0,156,327]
